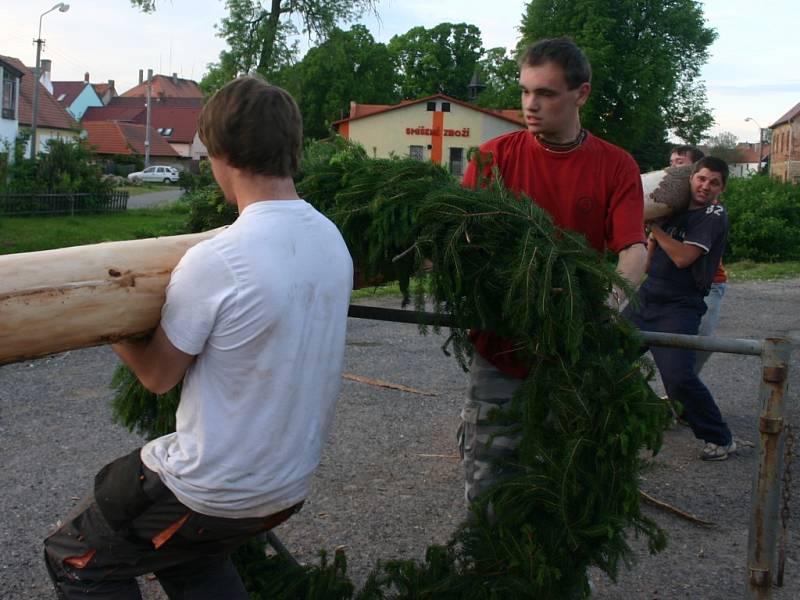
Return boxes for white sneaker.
[701,440,737,461]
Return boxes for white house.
[1,56,23,162]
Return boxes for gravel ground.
[1,279,798,599]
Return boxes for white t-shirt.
[141,199,353,518]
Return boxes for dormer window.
[2,70,17,120]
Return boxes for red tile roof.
[121,74,204,99]
[770,101,800,128]
[333,94,525,128]
[132,106,201,144]
[52,81,94,107]
[82,105,145,122]
[92,82,116,98]
[109,96,203,108]
[0,54,79,131]
[81,104,201,144]
[83,121,179,157]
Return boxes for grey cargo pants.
[459,354,524,503]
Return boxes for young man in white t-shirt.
[44,77,353,599]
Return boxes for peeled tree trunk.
[0,229,223,366]
[0,166,690,367]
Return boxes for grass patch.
[726,260,800,282]
[0,205,190,255]
[351,281,404,300]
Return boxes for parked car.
[127,166,180,184]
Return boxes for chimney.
[108,79,114,89]
[84,72,90,83]
[172,72,178,85]
[41,59,52,76]
[138,69,144,85]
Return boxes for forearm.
[112,327,194,394]
[650,226,702,268]
[616,243,647,288]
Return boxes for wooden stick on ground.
[639,489,715,527]
[342,373,438,396]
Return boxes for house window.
[441,102,451,112]
[2,70,17,120]
[449,147,464,177]
[426,101,436,112]
[409,145,424,160]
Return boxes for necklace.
[536,129,587,153]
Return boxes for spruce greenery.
[110,139,668,598]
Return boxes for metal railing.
[0,191,129,216]
[346,304,794,599]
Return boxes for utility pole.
[30,3,70,160]
[144,69,152,168]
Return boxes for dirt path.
[1,279,798,599]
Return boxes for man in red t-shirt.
[458,37,647,503]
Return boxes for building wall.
[68,85,103,120]
[769,120,800,184]
[1,67,20,156]
[21,126,80,156]
[729,162,759,178]
[345,99,523,177]
[0,117,17,153]
[190,133,208,161]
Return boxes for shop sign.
[405,126,470,138]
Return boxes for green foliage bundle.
[723,175,800,262]
[296,138,452,299]
[110,140,668,598]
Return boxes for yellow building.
[332,94,524,177]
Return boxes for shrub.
[1,138,112,195]
[723,175,800,262]
[178,159,216,192]
[181,184,237,232]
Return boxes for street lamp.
[744,117,764,175]
[30,2,70,160]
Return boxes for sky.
[3,0,799,144]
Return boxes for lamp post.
[30,2,70,160]
[744,117,764,175]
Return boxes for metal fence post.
[746,337,792,598]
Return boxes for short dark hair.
[197,76,302,178]
[518,37,592,90]
[670,145,704,163]
[691,156,729,187]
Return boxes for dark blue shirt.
[646,203,728,296]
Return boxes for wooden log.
[0,229,223,366]
[0,167,692,367]
[642,164,693,222]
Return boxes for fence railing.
[0,191,129,216]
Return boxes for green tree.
[389,23,484,100]
[520,0,717,170]
[474,47,521,109]
[277,25,399,139]
[705,131,744,163]
[131,0,378,94]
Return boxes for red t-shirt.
[462,130,646,378]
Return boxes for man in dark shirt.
[624,156,734,461]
